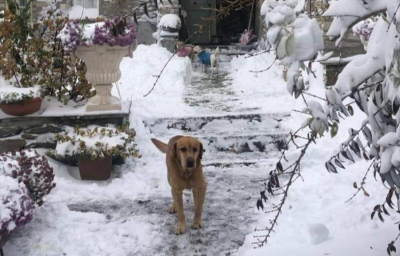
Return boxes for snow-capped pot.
[48,125,141,180]
[0,150,56,207]
[0,175,33,246]
[57,16,137,52]
[0,90,42,116]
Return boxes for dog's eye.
[180,147,187,152]
[193,147,198,152]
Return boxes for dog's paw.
[174,222,186,235]
[168,206,177,214]
[192,220,203,229]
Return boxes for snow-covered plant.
[260,0,324,99]
[254,0,400,253]
[48,125,141,161]
[57,16,137,52]
[0,150,56,207]
[0,5,94,103]
[0,175,33,238]
[0,90,37,104]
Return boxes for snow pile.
[230,52,295,113]
[0,175,33,236]
[114,44,194,118]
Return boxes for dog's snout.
[186,158,195,168]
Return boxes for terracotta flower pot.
[78,155,112,181]
[74,41,137,112]
[0,97,42,116]
[0,231,10,251]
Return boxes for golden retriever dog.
[151,136,207,235]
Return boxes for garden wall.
[0,100,130,153]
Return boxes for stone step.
[202,152,279,168]
[143,112,290,138]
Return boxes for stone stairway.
[134,61,291,255]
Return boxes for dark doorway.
[216,0,256,44]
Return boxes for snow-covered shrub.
[0,90,37,104]
[0,6,93,103]
[48,125,141,161]
[57,16,137,52]
[0,150,56,207]
[0,175,33,238]
[254,0,400,252]
[261,0,324,99]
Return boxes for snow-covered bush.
[57,16,137,52]
[254,0,400,252]
[0,6,93,103]
[0,175,33,238]
[48,125,141,161]
[260,0,324,99]
[0,90,38,104]
[0,150,56,207]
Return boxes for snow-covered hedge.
[0,150,56,207]
[0,175,33,238]
[48,125,141,161]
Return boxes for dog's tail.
[213,47,220,56]
[151,138,168,154]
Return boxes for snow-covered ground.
[2,45,396,256]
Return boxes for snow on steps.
[143,112,290,167]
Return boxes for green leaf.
[348,105,354,116]
[285,33,294,57]
[330,122,339,138]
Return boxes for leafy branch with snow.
[48,125,141,161]
[254,0,400,253]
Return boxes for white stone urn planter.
[74,41,137,112]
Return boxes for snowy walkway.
[4,46,292,256]
[5,45,395,256]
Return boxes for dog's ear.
[198,142,203,160]
[171,141,179,160]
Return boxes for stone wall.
[0,113,129,153]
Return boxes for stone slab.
[0,139,26,153]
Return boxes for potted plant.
[0,175,33,251]
[0,150,56,206]
[0,89,42,116]
[57,16,137,112]
[48,125,141,181]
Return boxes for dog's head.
[193,46,203,54]
[172,136,203,171]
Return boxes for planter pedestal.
[74,42,137,112]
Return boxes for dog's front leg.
[192,184,207,229]
[172,189,186,234]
